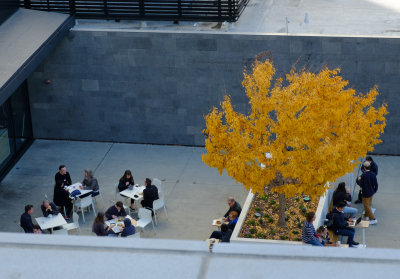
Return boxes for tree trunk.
[277,193,286,228]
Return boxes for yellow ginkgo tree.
[202,57,387,228]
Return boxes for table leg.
[362,228,366,247]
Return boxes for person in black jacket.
[210,223,233,242]
[41,200,59,217]
[330,202,359,248]
[55,165,72,188]
[20,205,34,233]
[355,156,378,203]
[140,178,159,210]
[53,181,73,220]
[356,164,378,225]
[223,197,242,221]
[118,170,135,210]
[332,182,357,218]
[105,201,127,220]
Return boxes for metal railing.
[20,0,249,22]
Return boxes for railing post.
[69,0,76,16]
[177,0,182,20]
[103,0,108,18]
[139,0,145,18]
[218,0,221,19]
[24,0,31,9]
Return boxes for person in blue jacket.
[20,205,34,233]
[121,218,136,237]
[357,163,378,225]
[330,202,359,248]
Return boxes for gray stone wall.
[28,31,400,154]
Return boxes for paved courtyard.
[0,140,248,240]
[0,139,398,249]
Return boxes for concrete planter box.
[231,170,358,244]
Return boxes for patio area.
[0,139,248,240]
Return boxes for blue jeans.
[336,227,355,246]
[343,206,358,218]
[305,239,324,246]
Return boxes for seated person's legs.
[305,239,324,246]
[343,206,358,219]
[336,228,355,246]
[210,231,223,239]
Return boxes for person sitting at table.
[140,178,159,211]
[41,200,59,217]
[209,223,233,242]
[55,165,72,187]
[80,169,100,197]
[20,204,34,233]
[105,201,127,220]
[223,197,242,221]
[332,182,357,218]
[121,218,136,237]
[53,181,73,220]
[330,201,359,248]
[118,170,135,210]
[92,212,115,236]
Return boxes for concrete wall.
[28,30,400,154]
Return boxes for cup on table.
[48,214,52,218]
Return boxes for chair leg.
[164,206,168,220]
[81,208,85,223]
[154,212,158,226]
[151,220,155,232]
[92,203,96,217]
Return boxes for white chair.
[127,232,141,239]
[52,228,68,235]
[153,195,168,225]
[92,190,104,204]
[153,178,163,194]
[74,196,96,223]
[62,212,80,233]
[136,208,155,232]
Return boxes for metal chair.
[136,208,155,232]
[74,196,96,223]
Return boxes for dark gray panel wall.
[28,31,400,154]
[0,0,17,25]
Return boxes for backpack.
[325,212,335,230]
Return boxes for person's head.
[336,182,346,193]
[366,156,373,162]
[84,169,94,179]
[364,163,371,171]
[363,160,371,169]
[33,224,41,233]
[221,223,228,233]
[145,178,152,187]
[336,201,347,211]
[124,218,132,227]
[306,212,315,223]
[115,201,124,210]
[227,197,236,208]
[229,211,238,220]
[124,170,132,179]
[25,204,34,215]
[43,200,50,207]
[317,225,327,235]
[59,165,66,175]
[94,212,105,224]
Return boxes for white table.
[66,183,93,198]
[120,185,146,201]
[35,214,67,233]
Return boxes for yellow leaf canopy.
[202,58,387,199]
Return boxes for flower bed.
[238,192,319,241]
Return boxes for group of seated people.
[92,209,136,237]
[21,164,161,235]
[302,182,360,248]
[209,197,242,243]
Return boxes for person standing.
[20,205,34,233]
[355,156,378,204]
[53,181,73,220]
[55,165,72,187]
[356,164,378,225]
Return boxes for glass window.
[0,102,13,169]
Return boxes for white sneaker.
[370,219,378,225]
